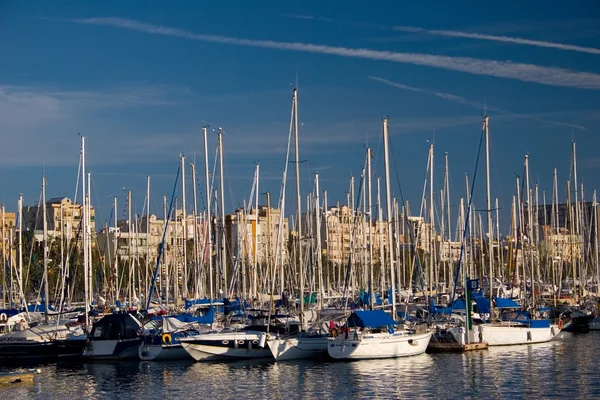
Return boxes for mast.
[18,195,23,306]
[525,154,535,309]
[181,155,188,299]
[572,142,582,299]
[146,176,151,302]
[127,189,133,306]
[113,196,119,301]
[203,126,214,305]
[315,173,324,310]
[42,176,49,324]
[293,89,305,324]
[366,148,375,309]
[1,204,4,309]
[81,135,90,329]
[191,163,199,300]
[483,115,494,317]
[163,195,169,305]
[218,128,227,297]
[594,190,599,297]
[377,177,384,294]
[253,164,259,299]
[382,117,397,318]
[429,143,434,298]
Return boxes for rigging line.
[388,135,427,291]
[146,161,180,311]
[341,159,366,310]
[450,126,486,311]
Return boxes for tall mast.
[127,189,133,306]
[181,155,188,299]
[382,117,397,318]
[429,142,434,298]
[203,126,214,305]
[87,172,93,308]
[42,176,49,324]
[483,115,494,317]
[315,173,324,310]
[1,204,5,309]
[253,164,259,299]
[18,195,23,306]
[218,128,227,297]
[293,88,304,323]
[525,155,535,308]
[163,195,169,305]
[572,142,581,299]
[366,148,375,309]
[113,196,119,300]
[594,190,599,296]
[146,176,151,302]
[191,163,199,300]
[81,135,90,328]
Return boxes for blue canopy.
[429,297,452,314]
[452,297,466,311]
[26,303,55,313]
[359,292,383,307]
[473,296,490,315]
[347,310,396,331]
[494,297,521,309]
[154,307,215,325]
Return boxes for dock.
[427,341,489,353]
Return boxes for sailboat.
[328,118,432,360]
[265,88,332,361]
[449,115,560,346]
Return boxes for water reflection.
[2,334,600,399]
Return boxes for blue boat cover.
[26,303,55,313]
[428,297,452,314]
[359,292,383,307]
[0,309,19,318]
[452,297,466,310]
[473,296,490,315]
[494,297,521,309]
[347,310,396,331]
[157,307,215,324]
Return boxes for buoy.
[259,332,267,348]
[162,333,172,344]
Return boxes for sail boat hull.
[328,330,432,360]
[180,331,272,361]
[450,323,560,346]
[267,334,329,361]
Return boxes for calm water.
[2,332,600,399]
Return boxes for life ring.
[0,313,7,322]
[330,327,339,338]
[162,333,172,344]
[558,319,563,330]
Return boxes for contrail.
[70,18,600,90]
[369,75,589,131]
[393,26,600,55]
[283,14,600,55]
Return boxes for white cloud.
[70,17,600,90]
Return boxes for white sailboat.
[328,310,432,360]
[179,330,272,361]
[449,115,560,346]
[328,118,432,360]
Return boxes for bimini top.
[494,297,521,309]
[347,310,396,330]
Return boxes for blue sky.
[1,1,600,233]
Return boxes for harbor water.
[2,332,600,399]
